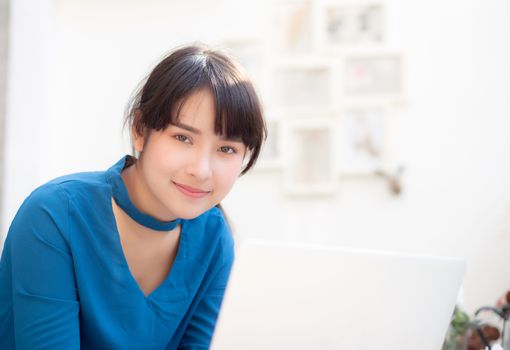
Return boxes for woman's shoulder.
[24,168,102,200]
[45,169,109,191]
[183,205,232,250]
[204,205,225,222]
[203,206,235,261]
[8,169,112,243]
[18,170,110,215]
[201,206,230,236]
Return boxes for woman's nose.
[186,151,212,180]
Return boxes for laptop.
[210,240,466,350]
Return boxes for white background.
[2,0,510,313]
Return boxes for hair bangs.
[210,74,262,150]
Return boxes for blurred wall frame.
[271,57,334,113]
[272,0,317,55]
[337,106,388,176]
[315,0,384,49]
[341,51,403,101]
[282,118,338,196]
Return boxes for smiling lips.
[173,182,211,199]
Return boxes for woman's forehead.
[172,88,215,119]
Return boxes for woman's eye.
[174,135,191,143]
[219,146,236,154]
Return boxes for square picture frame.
[337,106,387,176]
[271,57,334,113]
[342,53,402,98]
[329,3,382,46]
[272,0,316,54]
[282,118,338,195]
[314,0,383,50]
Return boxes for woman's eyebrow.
[173,121,201,134]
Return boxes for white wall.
[2,0,510,313]
[2,0,54,245]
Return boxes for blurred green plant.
[443,306,472,350]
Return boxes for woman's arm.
[7,184,80,349]
[177,210,235,350]
[177,258,233,350]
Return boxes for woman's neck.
[120,161,178,222]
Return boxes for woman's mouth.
[173,182,211,199]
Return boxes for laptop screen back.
[211,240,465,350]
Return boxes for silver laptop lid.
[211,240,466,350]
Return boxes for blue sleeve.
[177,220,235,350]
[8,184,80,349]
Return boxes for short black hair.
[125,43,267,175]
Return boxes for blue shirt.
[0,156,234,349]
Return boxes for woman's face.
[133,88,247,221]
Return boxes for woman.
[0,44,266,349]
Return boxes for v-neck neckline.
[108,198,189,301]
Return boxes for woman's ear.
[132,109,145,153]
[133,129,144,153]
